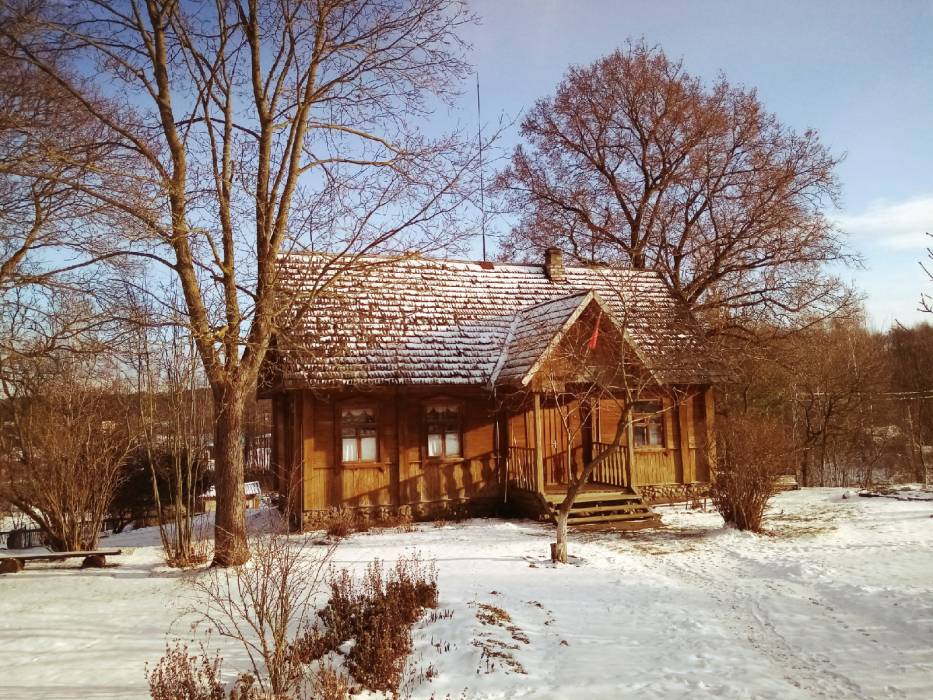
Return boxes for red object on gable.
[587,312,601,350]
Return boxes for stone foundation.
[301,497,499,530]
[638,482,710,505]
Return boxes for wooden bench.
[774,474,800,491]
[0,548,122,574]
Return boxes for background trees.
[1,0,481,564]
[0,352,138,551]
[495,42,854,340]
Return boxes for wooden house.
[260,249,721,526]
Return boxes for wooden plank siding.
[270,384,716,514]
[595,389,708,487]
[295,388,500,512]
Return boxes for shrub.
[189,532,337,699]
[293,553,439,695]
[324,506,357,539]
[146,642,225,700]
[310,665,351,700]
[321,506,414,538]
[710,415,795,532]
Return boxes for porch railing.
[506,446,536,491]
[591,441,628,488]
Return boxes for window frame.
[423,399,464,461]
[339,402,379,465]
[632,399,666,450]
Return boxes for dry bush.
[164,515,212,568]
[711,415,795,532]
[190,530,337,698]
[146,642,225,700]
[320,506,414,539]
[0,357,138,551]
[324,506,357,538]
[293,554,439,695]
[309,665,351,700]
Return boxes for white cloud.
[836,196,933,251]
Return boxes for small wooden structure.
[261,250,722,527]
[775,474,800,491]
[200,480,262,512]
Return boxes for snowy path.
[1,489,931,699]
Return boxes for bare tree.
[791,318,887,487]
[0,20,143,370]
[887,322,933,485]
[0,351,138,550]
[0,44,127,295]
[507,283,686,563]
[496,41,855,340]
[190,524,337,698]
[133,311,213,566]
[1,0,481,564]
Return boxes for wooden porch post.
[625,405,636,487]
[679,393,696,483]
[533,392,545,493]
[704,386,717,473]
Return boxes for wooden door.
[540,397,583,488]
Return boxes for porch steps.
[542,490,661,529]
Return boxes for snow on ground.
[1,489,932,699]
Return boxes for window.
[341,406,377,462]
[633,400,664,448]
[425,402,462,458]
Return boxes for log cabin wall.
[292,387,501,514]
[596,387,714,487]
[268,383,715,514]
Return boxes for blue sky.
[447,0,933,328]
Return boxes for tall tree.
[0,22,138,362]
[1,0,478,564]
[496,42,854,339]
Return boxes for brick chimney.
[544,247,565,282]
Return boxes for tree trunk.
[212,396,249,566]
[552,508,569,563]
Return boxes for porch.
[502,393,660,527]
[504,442,632,495]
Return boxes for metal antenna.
[476,73,486,262]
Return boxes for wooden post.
[293,393,306,524]
[625,406,636,488]
[393,387,403,510]
[533,393,545,493]
[704,387,716,474]
[679,393,696,483]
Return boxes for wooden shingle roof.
[266,253,718,388]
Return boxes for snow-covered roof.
[202,481,262,499]
[494,291,596,385]
[265,253,718,388]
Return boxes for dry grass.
[470,601,529,675]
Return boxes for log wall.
[277,388,501,513]
[269,384,716,513]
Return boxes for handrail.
[591,441,628,488]
[506,446,536,492]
